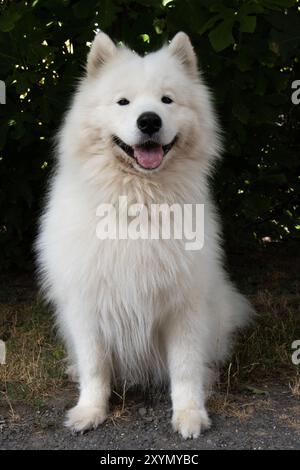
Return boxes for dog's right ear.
[87,32,117,77]
[168,32,198,78]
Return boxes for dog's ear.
[168,32,198,78]
[87,32,117,77]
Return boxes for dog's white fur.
[36,32,253,439]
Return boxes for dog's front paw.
[65,404,107,433]
[172,407,211,439]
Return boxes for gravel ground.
[1,384,299,450]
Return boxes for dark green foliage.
[0,0,299,270]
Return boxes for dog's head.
[73,32,219,174]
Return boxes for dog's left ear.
[87,32,117,77]
[168,32,198,78]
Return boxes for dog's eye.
[117,98,130,106]
[161,96,173,104]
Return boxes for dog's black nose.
[137,112,162,135]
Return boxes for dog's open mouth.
[113,136,177,170]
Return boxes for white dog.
[36,32,253,439]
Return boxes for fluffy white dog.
[36,32,253,439]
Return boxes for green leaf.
[262,0,296,7]
[198,14,221,36]
[0,11,22,33]
[238,3,264,15]
[209,20,234,52]
[240,16,257,33]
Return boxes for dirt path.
[1,384,299,450]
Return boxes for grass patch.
[0,298,66,407]
[225,290,300,389]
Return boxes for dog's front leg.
[63,302,111,433]
[165,310,211,439]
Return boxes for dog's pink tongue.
[134,146,163,169]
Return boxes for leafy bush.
[0,0,299,270]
